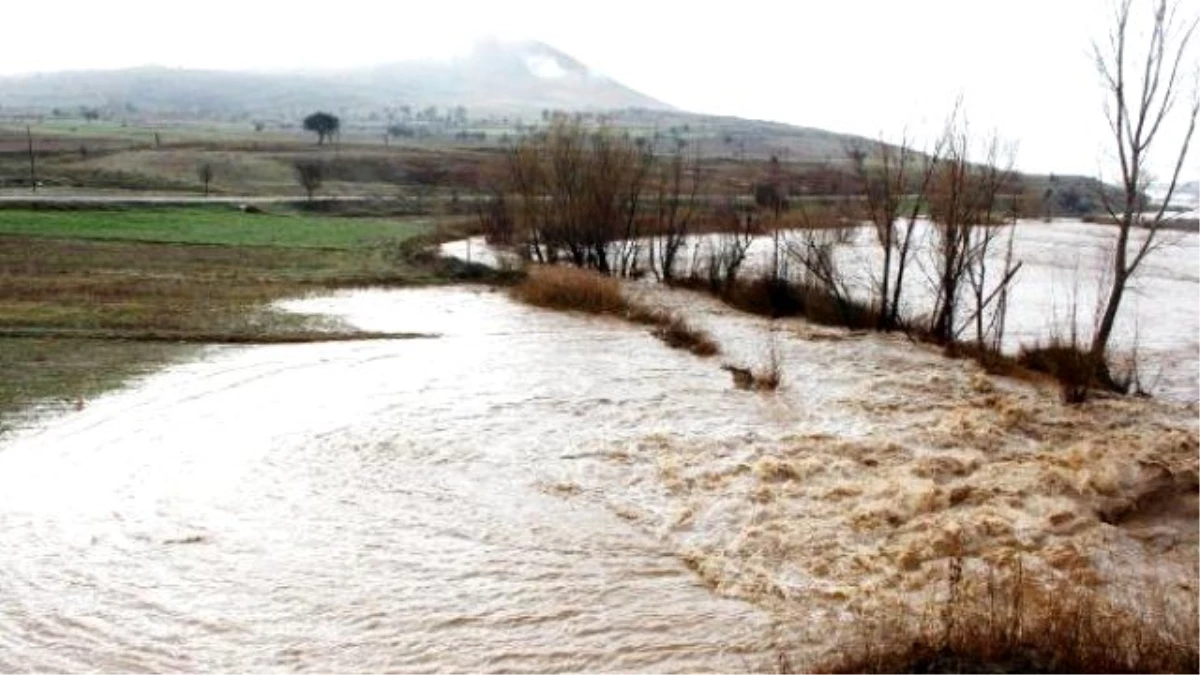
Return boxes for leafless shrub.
[754,328,783,391]
[293,161,323,202]
[722,327,783,392]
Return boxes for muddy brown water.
[1,264,1196,671]
[445,219,1200,403]
[0,287,799,673]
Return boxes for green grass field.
[0,206,466,431]
[0,206,431,249]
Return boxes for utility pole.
[26,126,36,193]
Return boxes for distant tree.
[387,124,415,139]
[302,111,340,145]
[81,107,100,122]
[453,105,468,127]
[197,162,214,197]
[253,121,265,132]
[294,161,324,201]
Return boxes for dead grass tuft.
[510,265,627,314]
[651,314,720,357]
[512,264,720,357]
[812,557,1199,674]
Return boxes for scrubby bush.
[1018,340,1125,403]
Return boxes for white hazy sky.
[1,0,1196,178]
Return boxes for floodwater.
[0,288,790,672]
[0,220,1196,672]
[447,219,1199,401]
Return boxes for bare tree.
[693,208,755,292]
[294,161,324,202]
[925,120,1021,345]
[648,138,702,282]
[1090,0,1198,360]
[848,133,944,330]
[784,204,861,324]
[197,162,214,197]
[503,121,653,274]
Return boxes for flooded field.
[0,288,781,672]
[0,218,1196,672]
[447,218,1199,402]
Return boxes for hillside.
[0,40,671,119]
[0,40,1129,212]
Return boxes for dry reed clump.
[510,265,627,314]
[650,314,720,357]
[812,557,1200,674]
[511,265,720,357]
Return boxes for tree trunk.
[877,225,893,330]
[1091,268,1127,360]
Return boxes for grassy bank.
[0,205,462,429]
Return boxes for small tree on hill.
[294,161,324,201]
[303,111,340,145]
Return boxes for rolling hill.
[0,39,672,119]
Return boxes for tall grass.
[511,265,719,357]
[811,558,1199,674]
[511,265,628,314]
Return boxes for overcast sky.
[1,0,1196,178]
